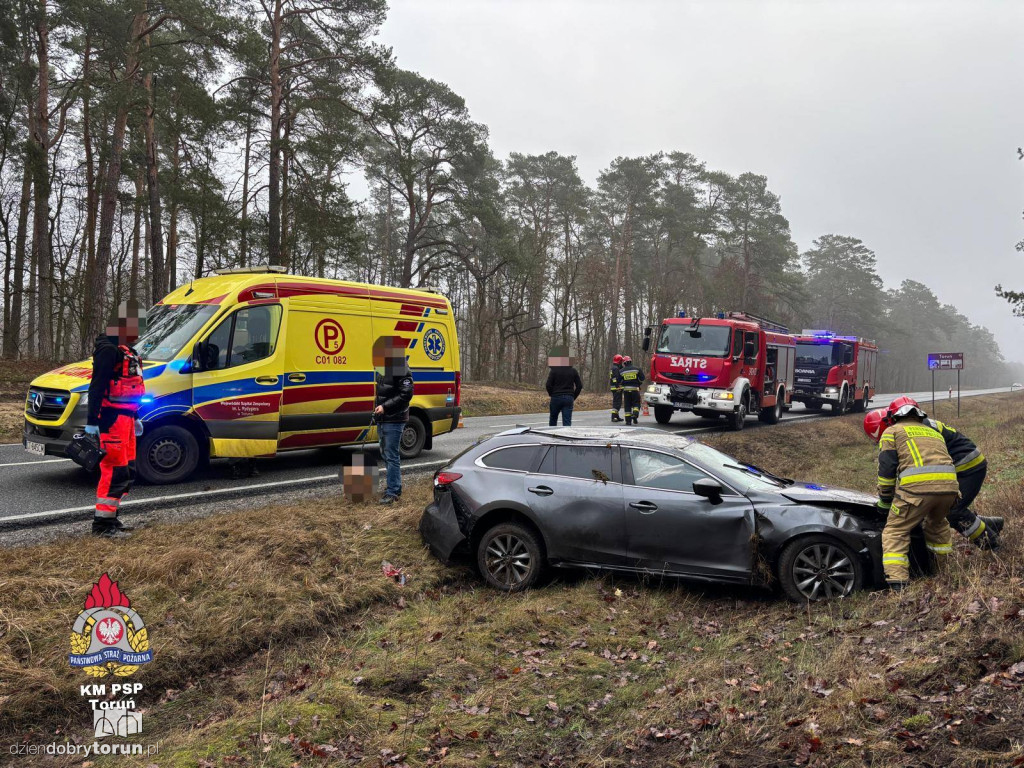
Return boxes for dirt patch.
[0,401,23,442]
[462,381,609,417]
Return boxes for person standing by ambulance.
[85,302,146,537]
[373,337,414,505]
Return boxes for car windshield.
[683,442,785,492]
[657,324,731,357]
[795,341,834,366]
[134,304,220,362]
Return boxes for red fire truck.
[791,331,878,415]
[641,311,796,430]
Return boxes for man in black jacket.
[545,346,583,426]
[87,301,147,536]
[373,336,414,505]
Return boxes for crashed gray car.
[419,427,929,601]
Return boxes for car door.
[622,447,755,581]
[192,303,285,458]
[522,444,628,567]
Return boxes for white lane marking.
[0,459,449,526]
[0,458,71,468]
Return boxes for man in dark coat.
[373,336,414,504]
[545,346,583,426]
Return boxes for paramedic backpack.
[102,345,145,411]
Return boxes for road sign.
[927,352,964,370]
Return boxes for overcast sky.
[375,0,1024,363]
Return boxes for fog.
[376,0,1024,363]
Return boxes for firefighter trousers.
[611,388,622,416]
[623,390,641,422]
[96,413,137,520]
[947,465,987,539]
[881,491,957,583]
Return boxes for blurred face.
[106,301,147,345]
[373,337,407,376]
[340,453,379,502]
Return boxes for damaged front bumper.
[643,383,738,412]
[419,493,468,563]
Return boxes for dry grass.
[461,381,609,418]
[1,393,1023,767]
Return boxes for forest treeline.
[0,0,1015,391]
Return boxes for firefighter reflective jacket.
[877,417,959,509]
[924,418,986,476]
[609,363,622,392]
[618,364,645,391]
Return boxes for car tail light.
[434,470,463,488]
[454,371,461,407]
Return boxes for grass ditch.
[1,392,1022,766]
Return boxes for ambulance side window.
[204,305,282,370]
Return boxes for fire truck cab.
[642,311,795,431]
[791,331,878,415]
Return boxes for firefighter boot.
[886,580,908,592]
[973,516,1003,551]
[611,411,623,423]
[91,517,131,538]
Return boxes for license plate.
[25,440,46,457]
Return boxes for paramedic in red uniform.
[85,302,146,536]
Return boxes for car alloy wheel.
[476,522,543,592]
[779,535,863,602]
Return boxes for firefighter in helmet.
[871,396,959,590]
[864,398,1002,550]
[618,355,645,425]
[85,301,147,537]
[609,354,624,422]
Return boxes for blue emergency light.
[698,374,713,382]
[140,395,154,404]
[677,311,687,318]
[717,312,725,319]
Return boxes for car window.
[628,449,711,493]
[204,305,282,371]
[545,445,613,482]
[480,445,540,472]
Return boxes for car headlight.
[78,393,88,406]
[711,391,734,400]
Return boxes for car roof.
[495,426,696,451]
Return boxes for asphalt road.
[0,386,1014,532]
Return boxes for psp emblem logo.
[423,329,446,361]
[69,573,152,677]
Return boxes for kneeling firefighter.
[86,302,147,537]
[618,356,645,425]
[864,398,1002,550]
[872,397,960,590]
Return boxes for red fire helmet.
[863,408,890,443]
[887,395,926,421]
[622,355,632,364]
[613,354,623,364]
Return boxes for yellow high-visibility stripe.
[907,439,924,467]
[882,553,909,564]
[956,454,985,473]
[925,542,952,554]
[880,434,895,446]
[877,477,896,487]
[968,520,987,540]
[900,472,957,484]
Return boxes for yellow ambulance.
[23,267,462,483]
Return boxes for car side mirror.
[693,478,723,505]
[192,341,207,373]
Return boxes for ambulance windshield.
[657,324,731,357]
[135,304,219,362]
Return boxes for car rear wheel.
[399,415,427,459]
[477,523,544,592]
[759,390,783,424]
[137,424,200,484]
[851,391,869,413]
[778,535,862,602]
[653,405,673,424]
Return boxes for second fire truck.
[641,311,796,430]
[791,331,878,415]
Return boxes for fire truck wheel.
[727,397,748,431]
[759,392,783,424]
[851,391,869,413]
[653,406,674,425]
[830,387,848,416]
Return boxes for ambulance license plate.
[25,440,46,457]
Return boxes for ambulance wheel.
[399,416,427,459]
[653,406,673,424]
[137,424,200,484]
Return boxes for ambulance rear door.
[192,302,285,458]
[279,286,375,450]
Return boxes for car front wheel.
[137,424,200,484]
[778,535,863,602]
[477,523,544,592]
